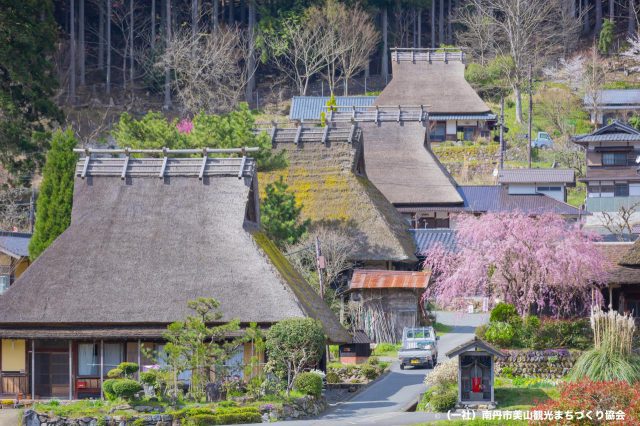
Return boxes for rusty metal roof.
[350,269,431,290]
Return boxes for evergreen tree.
[0,0,62,183]
[598,19,615,55]
[261,176,309,246]
[29,130,77,260]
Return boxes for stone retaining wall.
[23,396,326,425]
[494,349,582,378]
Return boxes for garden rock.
[495,349,582,378]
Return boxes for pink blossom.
[422,212,609,317]
[176,118,194,134]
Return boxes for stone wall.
[494,349,582,379]
[23,396,326,425]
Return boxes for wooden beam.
[322,125,329,145]
[68,341,73,400]
[238,155,247,179]
[375,106,379,124]
[397,105,402,122]
[100,340,104,400]
[31,340,35,400]
[73,147,260,155]
[120,153,130,180]
[294,126,303,145]
[80,155,90,178]
[159,156,168,178]
[137,340,141,380]
[270,125,277,146]
[348,125,356,144]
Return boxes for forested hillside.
[3,0,640,227]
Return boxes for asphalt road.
[269,311,489,426]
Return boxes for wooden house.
[338,330,372,365]
[0,231,31,295]
[0,149,349,400]
[598,240,640,318]
[584,89,640,126]
[347,269,431,343]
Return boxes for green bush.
[139,371,158,386]
[428,385,458,412]
[360,364,379,380]
[490,303,519,323]
[183,407,262,425]
[106,368,123,379]
[366,356,379,365]
[217,400,238,408]
[371,343,399,356]
[293,372,323,397]
[117,362,139,377]
[485,321,516,347]
[325,371,340,384]
[111,378,143,399]
[569,348,640,383]
[475,324,488,340]
[530,319,592,350]
[101,379,118,401]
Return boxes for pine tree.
[261,176,309,247]
[29,130,78,260]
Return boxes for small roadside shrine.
[446,337,506,408]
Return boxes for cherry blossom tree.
[423,212,609,318]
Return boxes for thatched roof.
[259,128,417,262]
[596,242,640,286]
[0,157,350,343]
[375,58,491,114]
[618,238,640,267]
[358,121,463,205]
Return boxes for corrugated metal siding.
[410,229,456,254]
[429,114,497,121]
[289,96,377,121]
[498,169,575,184]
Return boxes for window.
[103,343,123,375]
[537,186,562,192]
[615,183,630,196]
[602,152,628,166]
[78,343,98,376]
[0,275,9,294]
[1,339,26,372]
[430,122,446,142]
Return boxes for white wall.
[536,186,565,202]
[446,121,457,135]
[507,184,536,195]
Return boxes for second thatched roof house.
[0,149,349,400]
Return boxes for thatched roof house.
[258,126,417,264]
[597,242,640,317]
[0,153,349,342]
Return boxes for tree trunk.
[151,0,156,50]
[431,0,435,48]
[570,0,576,18]
[212,0,219,30]
[629,0,636,35]
[79,0,85,86]
[70,0,76,103]
[610,0,615,21]
[192,0,198,39]
[228,0,234,25]
[129,0,134,87]
[413,9,417,47]
[596,0,603,34]
[381,8,388,82]
[245,0,256,103]
[164,0,172,109]
[447,0,452,44]
[106,0,111,95]
[582,0,591,34]
[439,0,444,46]
[98,2,104,71]
[514,85,523,123]
[417,8,422,48]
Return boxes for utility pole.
[29,188,35,234]
[315,236,325,298]
[499,96,504,170]
[528,63,533,168]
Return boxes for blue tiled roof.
[584,89,640,106]
[410,229,456,255]
[458,186,583,216]
[0,231,31,258]
[289,96,377,121]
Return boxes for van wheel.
[400,364,405,370]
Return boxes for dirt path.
[0,409,20,426]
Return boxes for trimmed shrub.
[428,385,458,412]
[366,356,379,365]
[293,372,323,397]
[490,303,519,323]
[531,318,592,350]
[325,371,340,384]
[101,379,118,401]
[111,378,143,399]
[117,362,139,377]
[106,368,123,379]
[485,321,515,347]
[360,364,379,380]
[139,371,158,386]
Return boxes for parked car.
[531,132,553,149]
[398,327,439,370]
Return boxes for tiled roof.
[410,229,456,254]
[584,90,640,106]
[350,269,431,290]
[498,168,575,185]
[458,186,583,215]
[573,121,640,144]
[289,96,377,121]
[580,167,640,181]
[0,231,31,258]
[430,113,497,121]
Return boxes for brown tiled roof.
[498,168,575,185]
[581,167,640,182]
[350,269,431,290]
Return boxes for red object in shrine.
[472,377,482,392]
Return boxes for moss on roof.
[619,238,640,267]
[258,142,416,262]
[251,231,351,343]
